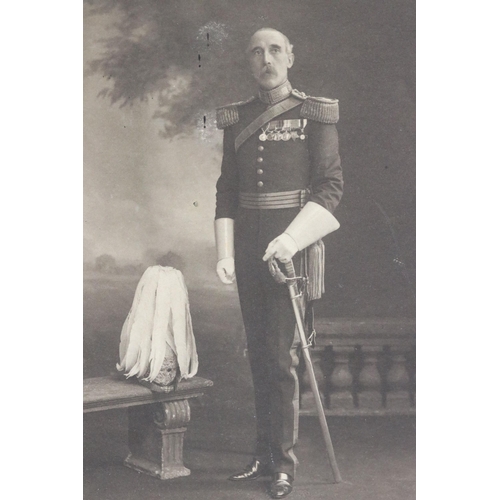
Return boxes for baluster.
[299,347,326,411]
[329,347,355,410]
[409,344,416,407]
[357,346,383,409]
[321,346,335,408]
[386,346,411,410]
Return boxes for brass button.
[257,157,263,163]
[257,169,263,175]
[257,181,264,187]
[258,145,264,151]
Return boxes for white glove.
[263,233,299,263]
[215,218,235,284]
[284,201,340,251]
[217,257,236,284]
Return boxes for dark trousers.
[235,207,302,478]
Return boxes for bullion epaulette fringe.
[300,96,339,124]
[216,96,256,129]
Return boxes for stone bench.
[83,375,213,479]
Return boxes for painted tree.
[85,0,254,138]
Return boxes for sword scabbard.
[268,256,343,483]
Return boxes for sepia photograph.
[83,1,416,498]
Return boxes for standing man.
[214,28,343,499]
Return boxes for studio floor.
[83,277,416,500]
[84,409,415,500]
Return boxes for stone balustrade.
[298,318,415,416]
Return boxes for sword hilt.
[268,257,288,284]
[284,260,296,279]
[268,257,302,286]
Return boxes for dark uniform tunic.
[215,82,343,477]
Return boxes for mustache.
[261,66,276,76]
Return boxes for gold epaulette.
[300,96,339,124]
[216,96,256,129]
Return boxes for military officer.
[214,28,343,499]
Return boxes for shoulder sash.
[234,96,302,152]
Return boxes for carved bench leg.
[124,399,191,480]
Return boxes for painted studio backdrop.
[83,0,415,378]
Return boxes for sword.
[268,257,342,484]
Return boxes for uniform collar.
[258,80,293,106]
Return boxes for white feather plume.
[122,266,160,378]
[171,270,198,379]
[117,269,152,371]
[147,267,175,381]
[116,265,198,382]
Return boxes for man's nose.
[263,50,272,65]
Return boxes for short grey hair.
[248,28,294,55]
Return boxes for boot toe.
[228,459,271,481]
[269,473,293,498]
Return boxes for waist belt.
[239,189,307,210]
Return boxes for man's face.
[248,30,294,90]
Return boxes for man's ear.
[287,53,295,68]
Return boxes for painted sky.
[83,0,415,315]
[84,5,223,264]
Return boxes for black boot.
[228,458,272,481]
[269,473,293,498]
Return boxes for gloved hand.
[217,257,236,284]
[215,218,235,284]
[263,233,299,263]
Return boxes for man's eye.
[254,49,263,56]
[271,48,280,53]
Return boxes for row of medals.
[259,119,308,142]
